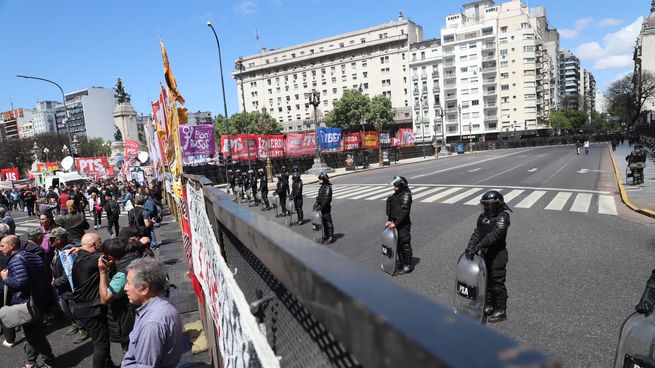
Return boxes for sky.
[0,0,651,117]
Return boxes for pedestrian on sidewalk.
[0,235,58,368]
[584,140,590,155]
[121,258,183,368]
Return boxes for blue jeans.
[150,228,158,248]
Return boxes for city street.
[245,143,655,367]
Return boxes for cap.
[49,227,68,238]
[27,227,44,240]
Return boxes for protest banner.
[257,135,285,159]
[286,132,315,157]
[1,168,19,181]
[341,133,360,151]
[362,131,379,149]
[318,127,342,151]
[74,157,111,174]
[398,129,416,147]
[179,124,216,163]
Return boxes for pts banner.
[74,157,111,173]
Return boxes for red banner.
[1,168,19,181]
[362,131,379,149]
[342,133,360,151]
[257,135,285,159]
[398,129,416,147]
[220,134,257,161]
[74,157,111,173]
[285,133,315,157]
[37,162,61,172]
[124,139,139,161]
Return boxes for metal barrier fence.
[179,173,559,368]
[183,134,614,185]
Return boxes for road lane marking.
[542,155,578,185]
[420,187,463,203]
[410,148,536,179]
[544,192,572,211]
[502,190,525,203]
[477,156,542,183]
[335,186,388,199]
[411,187,446,200]
[515,190,546,208]
[468,168,481,172]
[442,188,484,204]
[463,188,503,205]
[527,168,538,172]
[598,195,618,215]
[570,193,592,213]
[349,187,392,200]
[365,189,396,200]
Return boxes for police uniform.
[386,176,413,274]
[291,173,303,224]
[314,173,333,243]
[258,169,270,209]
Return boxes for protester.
[0,206,16,234]
[0,224,16,348]
[0,235,58,368]
[55,200,89,243]
[103,193,121,238]
[90,192,103,230]
[121,258,183,367]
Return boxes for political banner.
[318,127,342,151]
[257,135,285,159]
[186,184,280,367]
[1,168,19,181]
[362,131,379,149]
[380,132,391,145]
[179,124,216,160]
[124,139,139,162]
[220,134,257,161]
[399,128,416,147]
[286,132,315,157]
[36,162,60,172]
[342,133,360,151]
[74,157,111,174]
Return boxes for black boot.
[398,243,414,274]
[487,310,506,323]
[484,305,495,316]
[297,210,303,225]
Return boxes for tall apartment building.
[430,0,555,142]
[232,14,423,133]
[581,69,596,121]
[560,50,581,109]
[634,1,655,124]
[1,109,21,141]
[32,100,59,135]
[408,39,443,144]
[54,87,116,142]
[188,111,214,126]
[17,108,35,139]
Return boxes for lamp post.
[235,57,251,170]
[438,105,446,157]
[457,104,462,143]
[43,147,50,163]
[17,75,73,156]
[72,135,80,156]
[418,99,426,159]
[262,107,274,182]
[207,21,232,180]
[32,141,40,162]
[360,116,366,169]
[309,90,321,161]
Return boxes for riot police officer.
[635,270,655,316]
[227,169,235,194]
[258,168,271,210]
[291,171,303,225]
[274,173,289,216]
[234,169,243,198]
[465,190,512,323]
[626,144,647,185]
[248,170,258,205]
[241,171,250,202]
[386,176,413,274]
[281,165,290,195]
[314,172,333,244]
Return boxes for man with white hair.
[0,206,15,234]
[121,258,183,367]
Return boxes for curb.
[607,144,655,218]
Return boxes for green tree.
[606,71,655,128]
[549,110,571,134]
[325,89,370,132]
[562,109,588,133]
[78,137,111,157]
[214,111,283,138]
[365,95,395,131]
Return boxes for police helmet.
[248,169,254,175]
[228,169,233,173]
[318,172,329,181]
[480,190,508,216]
[257,168,265,176]
[292,165,299,173]
[235,169,241,174]
[281,165,288,172]
[390,175,408,189]
[292,171,301,180]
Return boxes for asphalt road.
[245,143,655,367]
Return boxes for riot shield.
[380,227,398,276]
[273,196,280,217]
[615,312,655,368]
[257,192,266,211]
[453,253,488,324]
[311,210,322,243]
[285,198,296,226]
[245,189,253,205]
[232,185,241,202]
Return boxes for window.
[351,62,357,69]
[500,49,508,57]
[460,55,468,61]
[523,58,535,64]
[524,81,535,88]
[500,60,508,68]
[499,37,508,45]
[380,56,389,64]
[500,72,509,79]
[500,26,508,33]
[352,73,357,80]
[525,94,536,100]
[471,100,479,106]
[523,46,534,52]
[501,84,509,91]
[363,71,368,78]
[460,66,468,73]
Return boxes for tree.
[325,89,370,132]
[365,95,395,131]
[214,111,283,139]
[606,71,655,128]
[549,110,571,134]
[562,109,588,133]
[78,137,111,157]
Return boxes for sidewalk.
[609,142,655,214]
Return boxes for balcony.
[484,114,498,121]
[432,70,440,77]
[421,88,428,95]
[482,42,496,50]
[445,107,459,113]
[433,86,440,93]
[412,75,419,80]
[483,77,496,85]
[445,94,457,101]
[483,88,497,96]
[420,74,427,79]
[481,67,496,74]
[484,102,497,109]
[413,88,419,95]
[482,54,496,61]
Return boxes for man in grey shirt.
[122,257,183,367]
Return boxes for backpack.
[109,200,121,218]
[127,207,149,237]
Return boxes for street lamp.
[32,141,40,161]
[17,75,73,156]
[43,147,50,163]
[438,105,446,157]
[62,145,68,156]
[235,57,251,170]
[72,135,80,156]
[207,21,232,180]
[457,104,462,143]
[309,90,321,161]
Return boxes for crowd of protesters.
[0,177,184,368]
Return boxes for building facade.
[54,87,116,142]
[188,111,214,126]
[232,14,423,133]
[634,1,655,124]
[32,100,59,135]
[16,108,35,139]
[581,69,596,122]
[408,39,443,145]
[560,50,581,110]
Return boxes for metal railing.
[181,171,559,368]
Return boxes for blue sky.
[0,0,650,117]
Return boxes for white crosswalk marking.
[381,187,430,201]
[421,187,463,203]
[332,186,371,196]
[412,187,446,200]
[336,186,387,199]
[515,190,546,208]
[442,188,484,204]
[463,189,503,205]
[570,193,592,212]
[598,195,618,215]
[545,192,572,211]
[365,189,396,200]
[350,186,392,200]
[501,190,525,203]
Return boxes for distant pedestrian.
[121,257,183,368]
[584,140,590,155]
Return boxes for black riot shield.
[273,196,280,217]
[311,210,322,243]
[453,252,488,324]
[615,312,655,368]
[380,227,399,276]
[285,198,295,226]
[245,189,253,205]
[232,185,241,202]
[257,192,265,211]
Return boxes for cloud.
[597,18,623,27]
[234,1,257,15]
[560,17,593,39]
[573,17,643,71]
[270,0,283,6]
